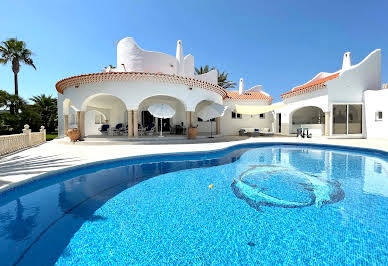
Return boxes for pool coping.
[1,140,388,195]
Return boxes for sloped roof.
[281,73,339,99]
[225,90,273,101]
[55,72,227,98]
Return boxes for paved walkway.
[1,137,388,192]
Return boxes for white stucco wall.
[57,93,64,137]
[115,37,200,80]
[183,55,194,78]
[195,69,218,85]
[328,49,381,103]
[85,110,103,136]
[364,89,388,139]
[117,37,178,75]
[220,100,273,135]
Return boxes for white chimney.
[176,40,184,75]
[238,78,244,95]
[342,52,352,70]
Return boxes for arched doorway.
[193,100,216,134]
[62,99,79,136]
[290,106,325,136]
[81,94,127,137]
[137,95,187,136]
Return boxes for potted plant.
[188,125,198,139]
[67,128,80,142]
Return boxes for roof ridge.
[280,73,339,99]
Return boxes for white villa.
[56,37,386,139]
[275,49,386,138]
[57,37,273,139]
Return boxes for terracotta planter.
[188,127,198,139]
[67,128,80,142]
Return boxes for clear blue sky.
[0,0,387,102]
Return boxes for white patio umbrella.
[148,104,176,137]
[197,103,227,138]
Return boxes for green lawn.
[46,133,58,141]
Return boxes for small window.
[376,111,383,121]
[232,112,242,119]
[259,113,265,119]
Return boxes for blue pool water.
[0,144,387,265]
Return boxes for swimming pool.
[0,143,387,265]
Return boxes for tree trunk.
[12,59,20,96]
[14,72,18,96]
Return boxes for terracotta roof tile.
[225,90,273,101]
[281,73,339,99]
[55,72,227,98]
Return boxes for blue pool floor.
[0,145,387,265]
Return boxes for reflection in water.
[0,148,247,265]
[288,148,325,174]
[0,199,39,241]
[364,158,388,197]
[58,179,106,222]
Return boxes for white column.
[40,126,46,142]
[64,115,69,136]
[186,111,191,135]
[78,111,85,139]
[325,112,330,136]
[128,110,133,138]
[216,117,220,135]
[22,124,31,147]
[133,110,138,137]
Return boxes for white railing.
[0,125,46,156]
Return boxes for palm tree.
[0,90,8,110]
[195,65,215,75]
[0,90,26,114]
[217,71,236,89]
[0,38,36,96]
[30,94,57,132]
[195,65,236,89]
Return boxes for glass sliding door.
[333,105,347,134]
[348,104,362,134]
[332,104,362,135]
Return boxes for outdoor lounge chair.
[296,128,312,138]
[112,123,123,135]
[145,123,155,135]
[98,124,110,134]
[138,124,145,136]
[120,125,128,135]
[239,128,260,137]
[259,128,274,136]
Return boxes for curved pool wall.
[0,142,387,265]
[3,142,388,199]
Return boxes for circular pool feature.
[0,144,387,265]
[232,164,345,211]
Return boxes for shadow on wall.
[0,155,80,177]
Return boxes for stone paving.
[1,136,388,193]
